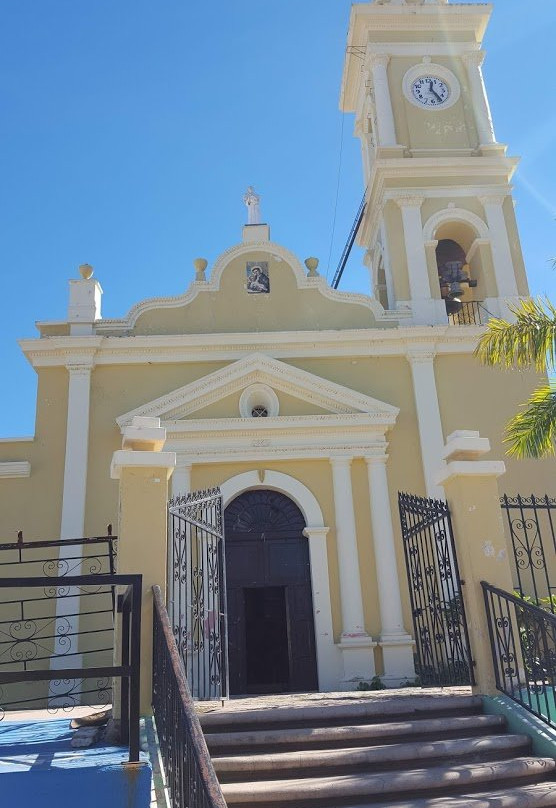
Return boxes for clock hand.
[428,80,442,102]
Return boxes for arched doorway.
[224,489,319,695]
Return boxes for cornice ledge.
[164,413,398,432]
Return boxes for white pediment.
[116,353,399,427]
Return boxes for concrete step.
[350,781,556,808]
[205,713,506,754]
[213,734,531,782]
[221,756,556,806]
[199,694,483,733]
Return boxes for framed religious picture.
[246,262,270,294]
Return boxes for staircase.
[198,692,556,807]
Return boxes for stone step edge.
[212,734,530,774]
[343,780,556,808]
[221,756,556,804]
[205,713,506,749]
[199,695,483,729]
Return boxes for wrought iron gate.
[398,492,475,686]
[167,488,228,701]
[501,494,556,611]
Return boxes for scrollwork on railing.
[167,488,227,701]
[483,581,556,728]
[0,535,118,716]
[399,492,474,686]
[501,494,556,611]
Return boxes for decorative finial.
[79,263,94,279]
[243,186,261,225]
[193,258,208,281]
[304,257,319,277]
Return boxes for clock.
[411,76,450,108]
[403,64,460,111]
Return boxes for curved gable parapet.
[96,240,399,336]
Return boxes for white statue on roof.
[243,186,261,225]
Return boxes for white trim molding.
[0,436,34,444]
[423,207,489,242]
[0,461,31,479]
[220,470,342,691]
[19,326,487,371]
[116,353,400,427]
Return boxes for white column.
[51,360,94,702]
[397,197,429,299]
[60,364,93,538]
[302,527,343,691]
[396,197,443,325]
[172,461,192,498]
[407,348,446,500]
[479,195,519,299]
[380,218,396,310]
[463,52,496,146]
[330,457,376,685]
[366,456,415,684]
[368,54,397,147]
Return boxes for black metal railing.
[152,585,227,808]
[0,535,119,708]
[447,300,485,326]
[0,573,141,762]
[168,489,228,701]
[501,494,556,610]
[398,492,475,686]
[482,581,556,729]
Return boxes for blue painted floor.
[0,716,152,808]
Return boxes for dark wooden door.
[224,490,318,695]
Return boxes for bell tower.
[340,0,529,326]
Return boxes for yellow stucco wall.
[0,368,68,540]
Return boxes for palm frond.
[505,384,556,459]
[475,297,556,373]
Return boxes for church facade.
[1,0,554,693]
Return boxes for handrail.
[152,585,227,808]
[482,580,556,729]
[0,535,116,551]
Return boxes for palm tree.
[475,298,556,458]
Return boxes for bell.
[446,297,463,315]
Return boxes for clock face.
[411,76,450,108]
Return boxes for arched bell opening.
[434,222,484,321]
[224,489,319,696]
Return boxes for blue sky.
[1,0,556,436]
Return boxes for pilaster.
[368,54,397,147]
[302,526,343,691]
[330,456,376,685]
[406,347,446,499]
[172,461,193,498]
[365,455,415,684]
[479,195,519,299]
[60,361,95,540]
[395,196,444,325]
[51,359,96,695]
[462,52,496,146]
